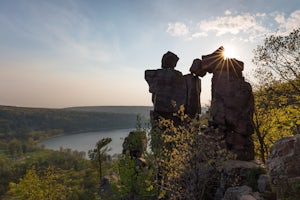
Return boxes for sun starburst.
[222,46,236,60]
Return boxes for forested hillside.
[0,105,150,136]
[65,106,152,118]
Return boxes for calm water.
[40,128,133,157]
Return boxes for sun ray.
[229,59,239,78]
[204,46,244,82]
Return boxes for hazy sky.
[0,0,299,108]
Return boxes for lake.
[40,128,134,157]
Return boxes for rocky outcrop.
[145,51,203,124]
[267,135,300,198]
[184,73,201,118]
[122,130,147,158]
[201,47,255,161]
[223,185,263,200]
[145,48,255,161]
[257,174,271,194]
[145,68,187,113]
[214,160,266,199]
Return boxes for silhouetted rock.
[145,51,202,120]
[190,58,206,77]
[145,48,255,161]
[161,51,179,69]
[144,48,261,199]
[184,73,201,118]
[202,47,255,161]
[145,68,186,113]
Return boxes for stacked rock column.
[202,47,255,161]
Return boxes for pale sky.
[0,0,299,108]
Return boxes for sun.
[222,46,236,59]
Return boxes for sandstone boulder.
[267,135,300,179]
[267,135,300,198]
[223,185,264,200]
[257,174,271,193]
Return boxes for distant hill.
[65,106,152,118]
[0,105,152,135]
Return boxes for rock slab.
[267,135,300,198]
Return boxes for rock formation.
[122,130,147,159]
[145,47,255,161]
[223,185,263,200]
[185,58,204,118]
[201,47,255,161]
[267,135,300,198]
[145,51,203,124]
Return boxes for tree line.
[0,105,149,137]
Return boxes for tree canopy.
[253,27,300,94]
[252,27,300,162]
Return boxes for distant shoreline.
[63,126,136,135]
[38,126,136,144]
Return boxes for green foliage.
[253,84,299,162]
[122,130,147,158]
[154,105,235,200]
[0,148,98,199]
[96,138,112,151]
[274,180,300,200]
[0,106,153,200]
[8,166,69,200]
[111,153,156,200]
[0,155,14,197]
[291,181,300,198]
[252,28,300,162]
[107,119,155,200]
[253,27,300,92]
[6,165,100,200]
[66,106,152,119]
[88,138,112,186]
[7,138,23,156]
[149,125,164,158]
[293,181,300,192]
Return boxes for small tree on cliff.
[89,137,112,187]
[111,119,155,200]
